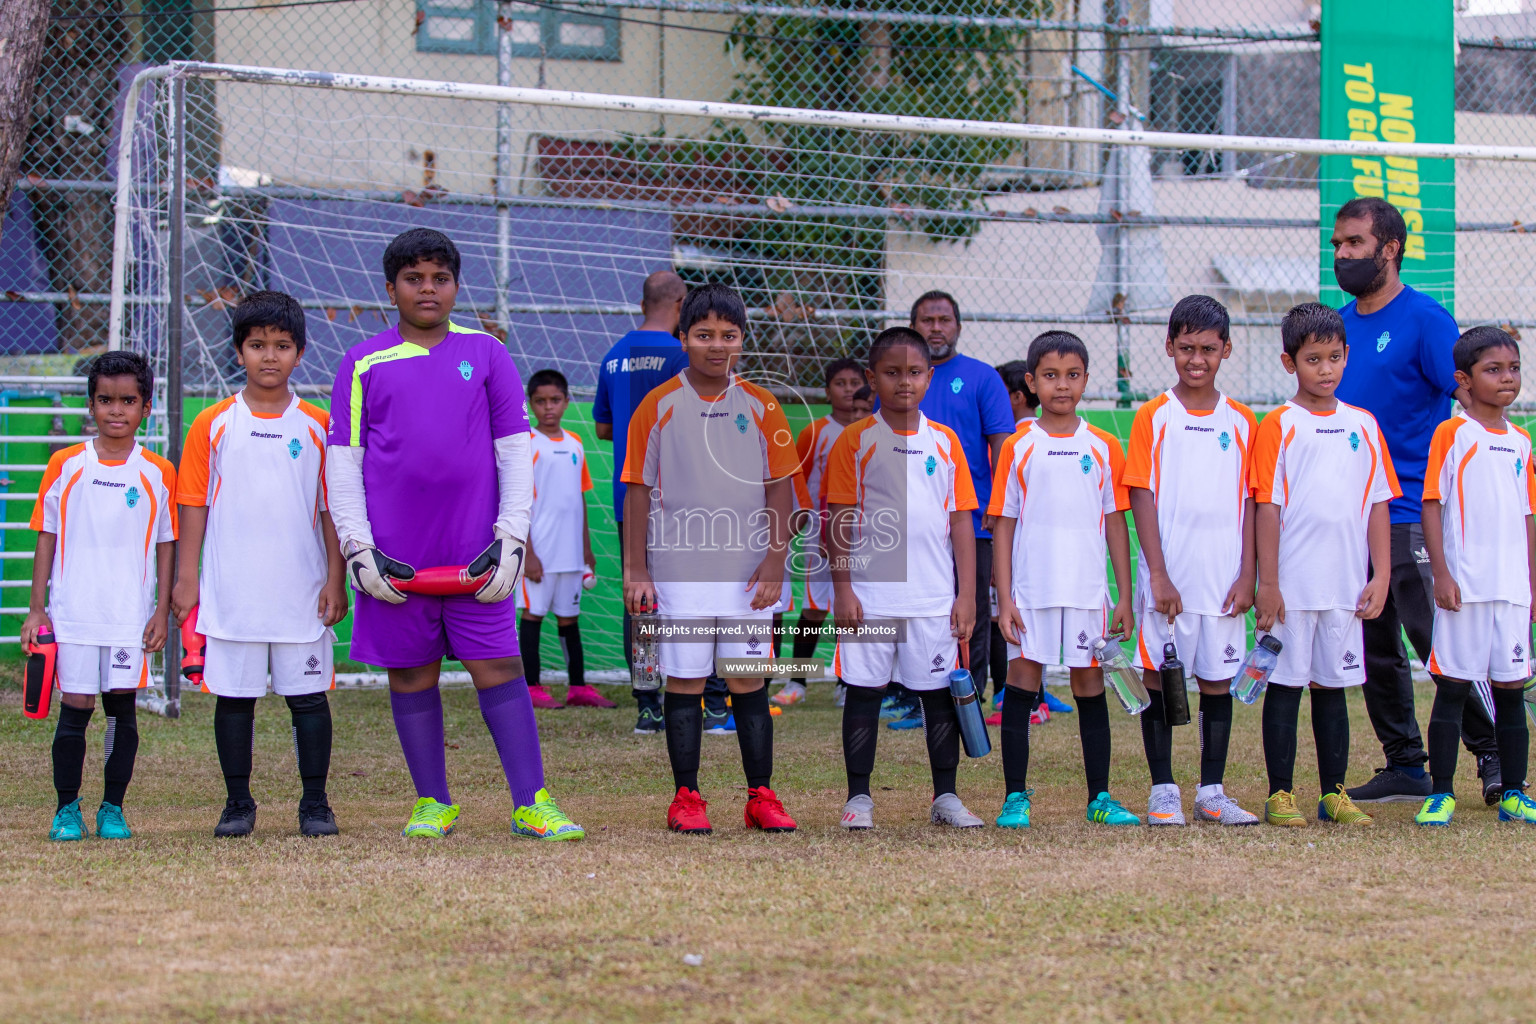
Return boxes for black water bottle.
[1160,641,1191,726]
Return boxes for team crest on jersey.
[931,653,946,669]
[114,649,129,665]
[734,413,749,434]
[1218,431,1231,451]
[571,452,579,466]
[307,655,320,670]
[458,360,474,381]
[288,438,302,460]
[125,486,140,508]
[1518,458,1525,480]
[1516,642,1526,661]
[1348,431,1360,452]
[1079,454,1092,474]
[747,636,761,654]
[1376,331,1392,353]
[924,455,936,476]
[950,377,965,394]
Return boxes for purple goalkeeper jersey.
[328,320,528,567]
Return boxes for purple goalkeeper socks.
[389,686,452,805]
[477,676,546,808]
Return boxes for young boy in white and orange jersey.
[171,292,347,838]
[517,368,610,711]
[1125,295,1260,828]
[1415,326,1536,827]
[773,357,865,708]
[825,327,980,831]
[990,331,1137,830]
[622,283,799,834]
[24,351,176,842]
[1250,302,1397,828]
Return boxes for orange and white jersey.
[31,440,177,647]
[622,373,801,616]
[798,415,847,513]
[823,413,978,618]
[1250,401,1400,611]
[1423,413,1536,605]
[177,393,330,643]
[529,428,593,573]
[1123,391,1257,615]
[988,419,1129,611]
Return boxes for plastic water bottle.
[1091,634,1150,715]
[1159,641,1191,726]
[1230,635,1283,705]
[631,603,661,692]
[948,667,992,758]
[23,629,56,720]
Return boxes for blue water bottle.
[949,651,991,758]
[1230,635,1283,705]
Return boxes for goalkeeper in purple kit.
[325,228,583,840]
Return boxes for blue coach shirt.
[919,352,1015,537]
[592,330,688,521]
[1335,285,1460,524]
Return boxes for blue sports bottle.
[1090,634,1151,715]
[948,651,992,759]
[1230,635,1283,705]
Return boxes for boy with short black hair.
[826,327,979,829]
[518,367,610,711]
[173,290,348,837]
[996,359,1038,429]
[1125,294,1260,827]
[1250,302,1397,828]
[990,330,1137,829]
[326,227,583,841]
[851,385,873,421]
[773,355,866,708]
[624,282,799,834]
[1415,326,1536,826]
[25,350,176,841]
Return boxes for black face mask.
[1333,253,1386,297]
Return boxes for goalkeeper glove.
[346,544,415,605]
[468,528,525,604]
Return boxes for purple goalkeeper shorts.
[350,591,521,668]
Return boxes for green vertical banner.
[1320,1,1456,312]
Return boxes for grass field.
[3,676,1535,1024]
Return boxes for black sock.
[791,618,823,686]
[732,686,774,789]
[842,684,884,799]
[1262,684,1303,795]
[1000,684,1033,794]
[214,696,258,805]
[1494,684,1529,800]
[518,617,542,687]
[52,704,92,810]
[1427,676,1471,795]
[1198,692,1233,787]
[557,621,584,687]
[1310,687,1349,796]
[989,623,1008,697]
[286,693,332,805]
[1077,692,1111,799]
[918,689,960,797]
[100,692,138,807]
[663,691,703,793]
[1141,688,1174,786]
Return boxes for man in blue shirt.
[592,271,687,733]
[1330,197,1501,804]
[911,291,1015,704]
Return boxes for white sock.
[1151,782,1180,798]
[1196,783,1224,802]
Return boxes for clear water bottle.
[631,603,661,692]
[1159,641,1191,726]
[1230,634,1283,705]
[1091,634,1150,715]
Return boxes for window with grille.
[416,1,619,60]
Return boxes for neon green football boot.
[513,788,584,841]
[1414,793,1455,826]
[1319,785,1373,825]
[402,797,460,838]
[1264,790,1308,828]
[1086,791,1140,826]
[1498,789,1536,824]
[49,799,87,842]
[95,802,132,840]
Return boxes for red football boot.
[743,786,798,832]
[564,684,616,708]
[667,787,713,834]
[527,684,564,709]
[1030,702,1050,725]
[985,710,1002,727]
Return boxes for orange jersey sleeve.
[934,423,979,512]
[1087,425,1131,511]
[986,433,1021,518]
[29,444,83,532]
[176,400,229,507]
[1375,422,1402,499]
[620,382,671,486]
[795,419,821,476]
[822,423,862,507]
[1249,409,1287,504]
[1121,395,1165,491]
[144,450,180,538]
